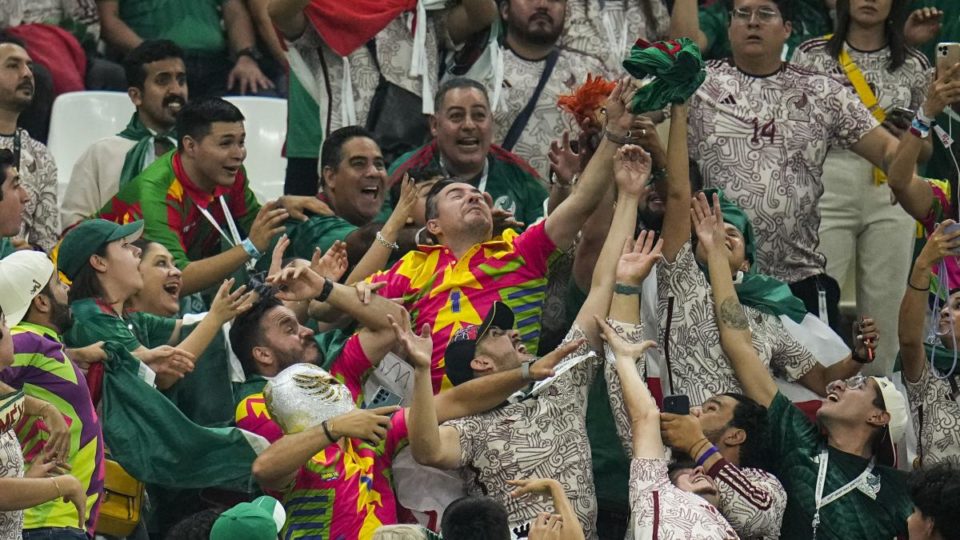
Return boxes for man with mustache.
[0,35,59,253]
[62,40,189,230]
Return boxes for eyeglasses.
[826,374,868,395]
[730,6,782,24]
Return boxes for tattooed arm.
[692,193,778,408]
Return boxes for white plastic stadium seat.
[48,91,135,200]
[224,96,287,203]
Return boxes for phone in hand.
[663,394,690,415]
[944,223,960,255]
[937,42,960,80]
[365,386,403,409]
[888,106,915,122]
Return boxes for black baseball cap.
[443,302,515,386]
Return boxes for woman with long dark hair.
[792,0,932,377]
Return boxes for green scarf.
[701,189,808,323]
[117,113,176,189]
[622,38,707,113]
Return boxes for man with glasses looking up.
[680,0,902,334]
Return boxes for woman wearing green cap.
[57,219,254,391]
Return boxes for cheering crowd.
[2,0,960,538]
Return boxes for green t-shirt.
[286,71,323,159]
[285,214,359,262]
[65,298,177,351]
[109,0,227,53]
[699,0,833,60]
[767,392,911,540]
[0,237,14,259]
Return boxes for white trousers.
[818,148,916,376]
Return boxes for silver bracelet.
[376,231,399,250]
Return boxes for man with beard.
[488,0,610,178]
[62,40,188,230]
[0,35,59,252]
[0,250,105,540]
[0,148,30,258]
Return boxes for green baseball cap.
[57,219,144,281]
[210,496,286,540]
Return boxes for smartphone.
[888,106,915,120]
[937,42,960,80]
[365,386,403,409]
[662,394,690,415]
[946,223,960,255]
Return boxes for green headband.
[622,38,706,113]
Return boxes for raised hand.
[659,412,708,455]
[596,316,657,361]
[492,208,525,235]
[530,338,587,381]
[691,192,727,257]
[854,316,878,363]
[616,230,664,286]
[612,144,653,197]
[267,265,325,302]
[276,195,334,221]
[391,173,419,225]
[904,7,943,47]
[139,345,196,381]
[208,278,255,324]
[922,63,960,119]
[248,201,289,252]
[268,234,291,277]
[326,406,400,444]
[549,131,580,186]
[312,240,348,282]
[603,77,639,134]
[388,314,432,370]
[916,220,960,269]
[630,115,667,167]
[508,477,561,499]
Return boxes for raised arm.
[175,278,254,361]
[574,145,651,350]
[597,317,659,458]
[443,0,498,45]
[900,221,960,383]
[97,0,144,53]
[508,478,585,540]
[668,0,709,52]
[660,104,691,262]
[268,265,407,364]
[693,193,777,407]
[887,64,960,220]
[544,79,637,250]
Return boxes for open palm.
[616,230,663,284]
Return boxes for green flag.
[622,38,706,113]
[100,342,263,491]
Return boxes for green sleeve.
[238,179,262,233]
[699,3,731,60]
[65,312,144,352]
[767,391,820,467]
[128,312,178,349]
[0,238,14,260]
[286,215,359,259]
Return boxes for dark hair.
[827,0,909,71]
[390,164,448,203]
[909,463,960,540]
[175,98,244,149]
[67,244,110,304]
[722,393,771,471]
[0,32,27,50]
[724,0,794,24]
[0,149,14,200]
[433,77,490,115]
[229,292,283,378]
[424,178,459,222]
[440,496,510,540]
[164,509,223,540]
[123,40,184,90]
[320,125,377,173]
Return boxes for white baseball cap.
[0,251,55,328]
[871,376,908,444]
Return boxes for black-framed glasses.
[730,6,782,23]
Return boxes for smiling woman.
[128,240,184,318]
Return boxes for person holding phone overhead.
[792,0,934,376]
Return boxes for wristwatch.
[520,360,535,382]
[234,47,262,63]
